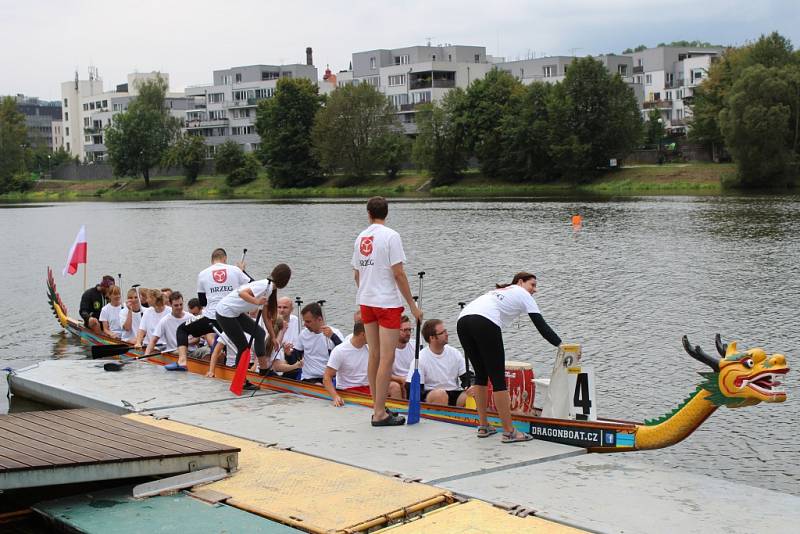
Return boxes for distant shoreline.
[1,163,739,202]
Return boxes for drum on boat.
[487,361,535,415]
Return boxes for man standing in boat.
[171,248,250,372]
[352,197,422,427]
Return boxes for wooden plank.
[13,412,162,457]
[52,411,191,455]
[0,422,99,463]
[132,467,229,498]
[76,410,238,452]
[0,418,118,462]
[62,410,236,454]
[0,454,29,470]
[4,415,138,460]
[0,435,74,466]
[189,489,232,504]
[0,444,50,469]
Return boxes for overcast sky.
[2,0,798,100]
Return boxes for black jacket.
[79,286,105,321]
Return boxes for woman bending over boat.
[215,264,292,390]
[457,272,561,444]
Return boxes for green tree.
[498,82,555,182]
[226,152,261,187]
[644,109,666,146]
[312,83,399,180]
[373,131,410,179]
[719,63,800,187]
[0,97,28,189]
[412,89,470,185]
[164,134,207,184]
[547,57,642,178]
[463,69,525,179]
[104,76,181,186]
[255,78,323,188]
[214,140,245,175]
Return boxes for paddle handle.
[414,273,424,367]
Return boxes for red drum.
[487,361,536,415]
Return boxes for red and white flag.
[62,225,87,276]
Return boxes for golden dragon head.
[682,335,789,408]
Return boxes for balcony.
[633,65,644,74]
[184,118,229,129]
[83,127,101,134]
[643,99,673,110]
[224,97,261,108]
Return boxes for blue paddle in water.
[408,271,425,425]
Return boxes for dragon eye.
[742,358,754,369]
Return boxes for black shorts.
[424,389,463,406]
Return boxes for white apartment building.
[625,46,723,134]
[184,59,318,154]
[59,70,192,161]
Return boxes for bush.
[215,140,246,175]
[0,173,35,194]
[225,153,261,187]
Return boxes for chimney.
[306,47,313,66]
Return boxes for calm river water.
[0,197,797,495]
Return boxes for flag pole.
[83,252,87,291]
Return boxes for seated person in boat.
[120,288,143,343]
[277,296,300,357]
[99,285,125,339]
[187,298,203,316]
[134,289,170,349]
[406,319,472,407]
[323,321,371,406]
[388,315,414,399]
[282,302,343,384]
[160,287,172,301]
[145,291,193,356]
[79,275,115,334]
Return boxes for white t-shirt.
[393,342,416,377]
[352,223,407,308]
[284,326,343,379]
[196,263,250,320]
[459,284,541,328]
[215,279,274,318]
[119,307,143,343]
[153,311,193,352]
[99,303,124,338]
[326,339,370,389]
[406,345,466,391]
[139,306,171,345]
[281,315,299,347]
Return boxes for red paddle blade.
[230,348,251,396]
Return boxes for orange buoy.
[571,214,582,229]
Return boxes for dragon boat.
[42,267,790,453]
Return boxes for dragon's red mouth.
[735,368,789,397]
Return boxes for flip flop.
[477,425,498,438]
[502,431,534,444]
[371,413,406,427]
[164,362,187,372]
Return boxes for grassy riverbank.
[1,163,735,202]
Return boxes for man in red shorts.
[352,197,423,426]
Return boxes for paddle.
[230,308,263,396]
[91,343,134,359]
[408,271,425,425]
[295,296,303,336]
[103,351,162,372]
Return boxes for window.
[637,59,643,67]
[653,92,661,101]
[474,54,480,63]
[89,102,95,110]
[370,57,377,69]
[563,65,569,75]
[411,91,431,104]
[677,89,684,99]
[96,101,101,109]
[235,73,242,83]
[231,125,254,136]
[388,74,407,86]
[677,109,684,119]
[85,135,91,143]
[64,98,68,106]
[665,91,672,101]
[64,112,69,120]
[645,74,652,84]
[83,103,88,111]
[84,117,90,127]
[390,94,408,108]
[65,127,69,135]
[222,75,232,85]
[618,64,628,76]
[401,54,409,64]
[254,88,274,99]
[281,71,292,78]
[543,65,555,77]
[102,100,107,108]
[448,54,452,62]
[262,71,280,80]
[209,110,226,120]
[636,75,642,84]
[431,54,436,61]
[208,93,225,103]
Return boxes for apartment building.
[337,45,495,133]
[59,70,193,161]
[625,46,723,133]
[184,56,318,154]
[10,95,62,151]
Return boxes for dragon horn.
[682,335,720,371]
[715,333,728,357]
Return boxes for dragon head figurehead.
[683,334,789,408]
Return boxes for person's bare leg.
[372,325,399,420]
[474,385,489,427]
[493,390,515,433]
[387,381,402,399]
[177,345,188,367]
[426,389,447,405]
[365,322,381,417]
[88,318,101,335]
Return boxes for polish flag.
[62,225,87,276]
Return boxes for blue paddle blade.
[408,369,421,424]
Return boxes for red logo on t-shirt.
[212,269,227,283]
[360,236,374,256]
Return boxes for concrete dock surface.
[6,359,799,533]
